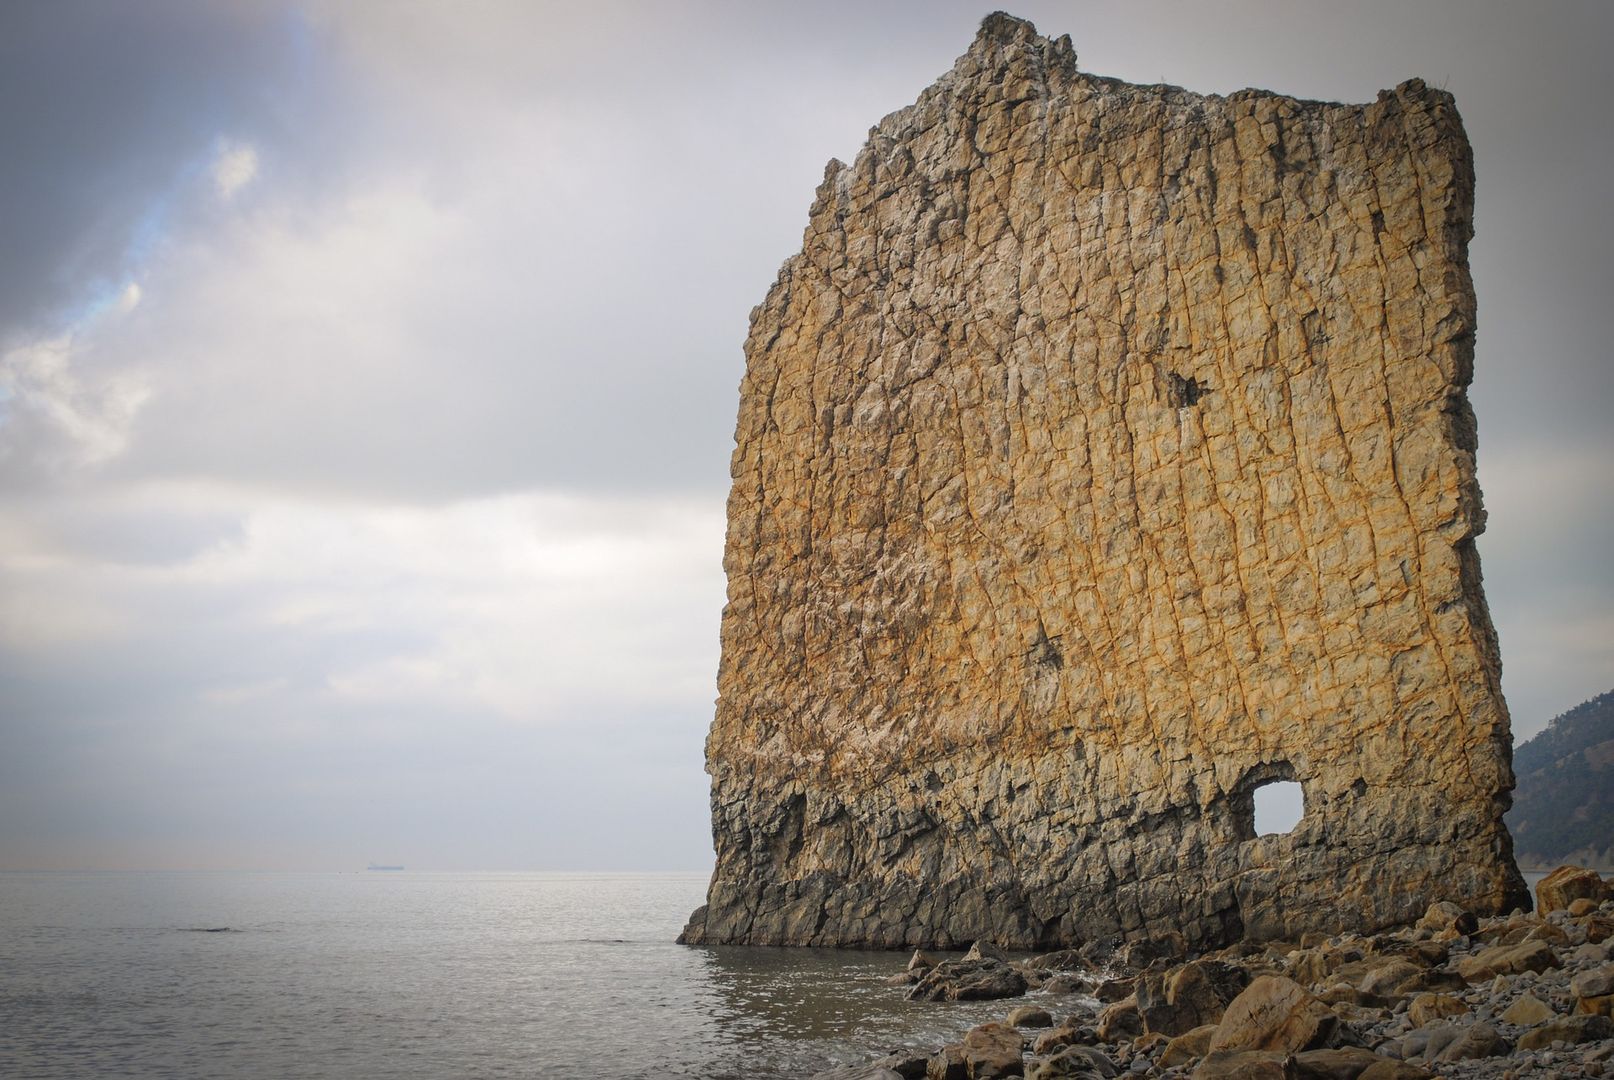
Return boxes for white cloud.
[0,331,151,474]
[0,482,727,722]
[211,139,259,200]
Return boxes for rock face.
[680,12,1527,951]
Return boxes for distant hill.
[1508,689,1614,868]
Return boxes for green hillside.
[1507,689,1614,868]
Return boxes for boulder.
[1094,997,1142,1042]
[1498,992,1555,1026]
[1040,974,1093,995]
[1024,949,1086,971]
[1290,1048,1389,1079]
[961,1022,1025,1080]
[908,958,1029,1002]
[1137,960,1252,1036]
[1452,939,1558,980]
[1406,992,1467,1027]
[1094,977,1134,1003]
[1402,1021,1509,1063]
[1190,1050,1298,1079]
[1514,1013,1614,1049]
[1572,963,1614,999]
[1537,865,1606,913]
[1024,1046,1117,1080]
[909,949,941,972]
[1355,1064,1433,1080]
[1570,897,1600,917]
[966,940,1011,963]
[1388,968,1465,995]
[1007,1006,1054,1029]
[928,1045,969,1080]
[1414,901,1476,936]
[1357,959,1420,998]
[1160,1025,1218,1068]
[1120,931,1186,970]
[1578,993,1614,1017]
[1209,975,1339,1055]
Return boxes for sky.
[0,1,1608,872]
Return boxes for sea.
[0,870,1052,1080]
[1,868,1561,1079]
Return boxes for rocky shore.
[811,867,1614,1080]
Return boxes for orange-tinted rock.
[680,11,1527,951]
[1537,865,1606,913]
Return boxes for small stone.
[1571,898,1600,917]
[909,949,941,972]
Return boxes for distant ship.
[366,864,404,871]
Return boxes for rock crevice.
[682,12,1527,949]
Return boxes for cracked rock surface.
[681,12,1526,950]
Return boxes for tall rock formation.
[682,13,1528,950]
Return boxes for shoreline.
[810,865,1614,1080]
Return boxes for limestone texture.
[680,12,1527,951]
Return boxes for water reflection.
[685,945,1097,1077]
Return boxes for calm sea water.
[0,871,1047,1080]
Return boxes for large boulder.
[961,1022,1025,1080]
[1414,901,1476,936]
[1498,993,1554,1026]
[1094,997,1143,1042]
[1405,992,1467,1027]
[1209,976,1339,1055]
[908,958,1029,1002]
[1137,960,1251,1036]
[1452,939,1558,980]
[1006,1006,1053,1029]
[1289,1048,1391,1080]
[1536,865,1606,913]
[1024,1046,1116,1080]
[1515,1013,1614,1049]
[1190,1050,1298,1079]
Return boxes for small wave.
[178,927,242,933]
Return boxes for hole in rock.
[1252,780,1305,836]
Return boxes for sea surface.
[1,869,1558,1080]
[0,870,1061,1080]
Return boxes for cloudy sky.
[1,1,1609,872]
